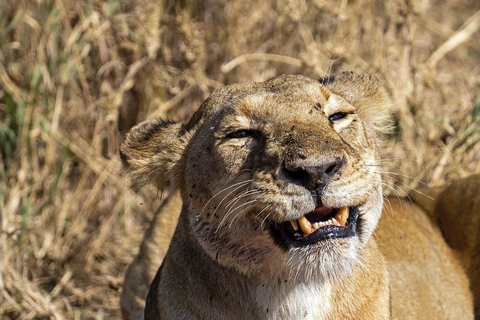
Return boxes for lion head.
[120,72,392,282]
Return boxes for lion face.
[121,72,392,281]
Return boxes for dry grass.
[1,0,479,318]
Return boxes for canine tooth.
[290,219,299,231]
[332,218,340,226]
[298,216,313,235]
[335,207,349,227]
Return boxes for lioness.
[120,72,475,319]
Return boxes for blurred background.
[1,0,479,318]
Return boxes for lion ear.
[119,119,188,190]
[320,72,393,135]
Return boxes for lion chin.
[119,72,477,320]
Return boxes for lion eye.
[226,130,258,139]
[328,112,348,122]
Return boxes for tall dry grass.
[0,0,479,318]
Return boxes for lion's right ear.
[119,119,188,190]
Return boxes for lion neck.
[159,207,390,320]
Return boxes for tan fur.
[410,175,480,317]
[377,197,473,319]
[120,194,181,319]
[119,72,475,319]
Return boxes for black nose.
[283,156,344,189]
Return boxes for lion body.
[377,197,473,319]
[119,73,477,319]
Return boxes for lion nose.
[283,156,344,189]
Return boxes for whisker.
[408,187,435,201]
[228,198,261,229]
[221,190,261,225]
[225,189,261,211]
[381,193,395,220]
[384,177,431,205]
[392,183,414,204]
[389,177,435,201]
[223,191,260,219]
[381,181,403,203]
[370,157,406,162]
[217,198,259,232]
[201,179,253,214]
[260,210,274,229]
[364,164,403,170]
[205,180,253,219]
[374,171,428,186]
[254,204,272,221]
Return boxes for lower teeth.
[291,207,350,236]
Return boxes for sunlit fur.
[120,73,474,320]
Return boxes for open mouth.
[270,206,359,249]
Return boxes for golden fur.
[119,72,475,319]
[120,194,181,319]
[409,174,480,317]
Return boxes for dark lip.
[269,207,359,249]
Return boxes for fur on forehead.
[188,73,392,135]
[185,75,327,129]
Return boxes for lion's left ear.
[320,72,393,135]
[119,119,189,190]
